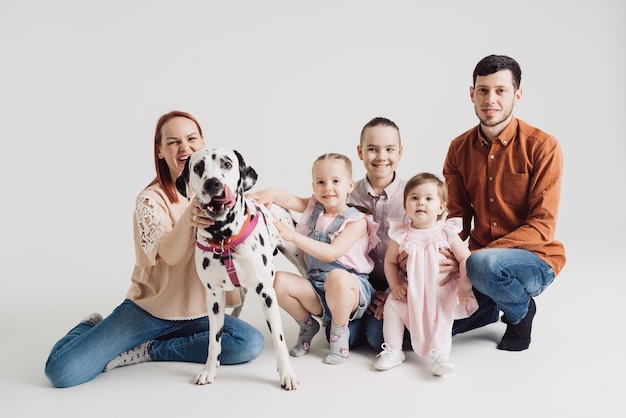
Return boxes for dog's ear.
[234,149,258,192]
[175,158,192,199]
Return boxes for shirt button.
[489,198,494,202]
[492,222,498,226]
[489,177,493,181]
[490,155,495,159]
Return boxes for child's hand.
[390,283,407,301]
[457,288,478,316]
[274,220,296,242]
[245,189,274,208]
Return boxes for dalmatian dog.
[176,148,305,391]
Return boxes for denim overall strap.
[307,201,325,231]
[305,203,359,274]
[326,206,358,236]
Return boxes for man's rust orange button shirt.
[443,117,566,276]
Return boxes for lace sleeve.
[135,194,166,257]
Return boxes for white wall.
[1,1,624,317]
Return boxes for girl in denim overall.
[247,153,379,364]
[302,201,376,363]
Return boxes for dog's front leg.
[195,288,225,385]
[258,283,299,390]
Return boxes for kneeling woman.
[44,111,264,388]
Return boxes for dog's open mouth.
[201,185,235,217]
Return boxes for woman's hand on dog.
[190,198,215,228]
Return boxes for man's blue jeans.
[45,299,265,388]
[452,248,555,335]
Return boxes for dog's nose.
[204,178,223,196]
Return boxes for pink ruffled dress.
[385,218,477,357]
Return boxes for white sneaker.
[374,343,405,371]
[430,349,455,376]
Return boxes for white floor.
[1,2,624,417]
[2,245,623,418]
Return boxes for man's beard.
[476,106,513,128]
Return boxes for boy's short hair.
[359,117,401,145]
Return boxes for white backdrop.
[1,1,624,320]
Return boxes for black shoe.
[497,298,536,351]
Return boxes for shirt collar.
[478,117,518,147]
[365,172,401,198]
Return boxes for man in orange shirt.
[444,55,566,351]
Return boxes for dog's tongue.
[210,185,235,209]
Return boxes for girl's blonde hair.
[312,153,353,177]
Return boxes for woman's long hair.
[148,110,203,203]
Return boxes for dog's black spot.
[273,248,279,256]
[280,334,284,342]
[206,282,213,290]
[203,257,210,269]
[212,302,220,314]
[258,234,265,247]
[266,320,272,334]
[256,283,264,294]
[193,159,205,178]
[261,254,268,266]
[264,294,273,308]
[215,327,223,342]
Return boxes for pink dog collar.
[196,206,260,286]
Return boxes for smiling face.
[470,69,522,140]
[157,116,205,180]
[404,181,445,229]
[312,157,354,215]
[357,124,402,187]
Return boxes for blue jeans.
[45,299,265,388]
[452,248,555,335]
[347,313,384,350]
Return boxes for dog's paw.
[280,373,299,391]
[194,367,217,385]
